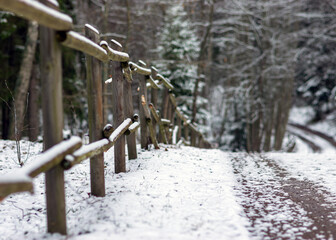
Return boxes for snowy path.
[0,144,249,240]
[231,153,336,239]
[2,139,336,239]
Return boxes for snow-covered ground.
[289,106,336,142]
[1,107,336,239]
[0,142,249,240]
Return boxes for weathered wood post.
[191,127,197,147]
[111,40,126,173]
[162,89,170,120]
[122,61,137,160]
[190,124,197,147]
[184,122,190,143]
[85,24,105,197]
[199,135,205,148]
[151,67,159,137]
[139,69,149,149]
[102,62,110,125]
[39,0,68,234]
[150,67,159,110]
[141,95,160,149]
[176,116,182,141]
[149,104,168,144]
[168,91,176,144]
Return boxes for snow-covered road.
[1,139,336,239]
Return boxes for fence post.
[139,74,149,149]
[111,40,126,173]
[149,104,168,144]
[85,25,105,197]
[190,127,197,147]
[184,122,190,143]
[162,89,169,119]
[122,61,137,160]
[177,116,182,141]
[151,67,158,138]
[169,93,176,144]
[141,94,160,149]
[39,0,66,234]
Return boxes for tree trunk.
[263,104,274,152]
[9,21,38,140]
[273,78,293,151]
[191,1,214,123]
[124,0,132,52]
[28,64,39,141]
[1,102,10,139]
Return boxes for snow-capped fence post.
[162,89,170,124]
[141,95,160,149]
[39,0,67,235]
[150,67,159,139]
[140,68,149,149]
[111,40,126,173]
[149,103,168,144]
[129,62,150,149]
[168,91,176,144]
[150,67,159,108]
[84,25,105,197]
[122,61,137,160]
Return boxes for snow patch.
[85,24,99,35]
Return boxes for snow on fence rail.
[0,0,211,236]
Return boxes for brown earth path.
[231,153,336,239]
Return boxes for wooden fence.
[0,0,212,235]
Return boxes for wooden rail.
[0,0,73,30]
[0,0,211,235]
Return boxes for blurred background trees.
[0,0,335,152]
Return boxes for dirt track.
[231,154,336,239]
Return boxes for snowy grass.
[0,141,249,240]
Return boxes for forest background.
[0,0,335,152]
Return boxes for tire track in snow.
[231,153,336,239]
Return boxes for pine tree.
[155,3,200,116]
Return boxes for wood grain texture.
[112,58,126,173]
[39,0,66,234]
[85,25,105,197]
